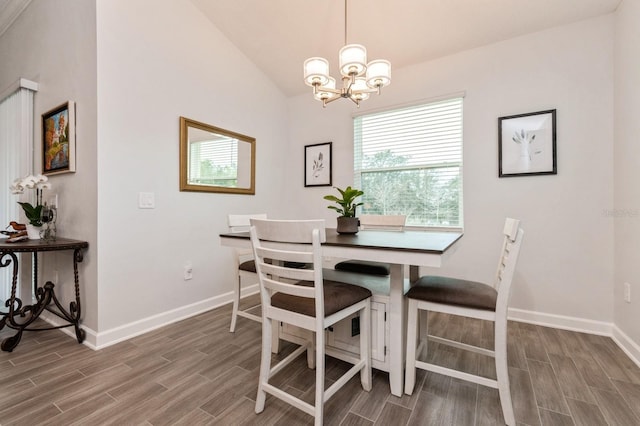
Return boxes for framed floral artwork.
[498,109,556,177]
[304,142,332,187]
[42,101,76,175]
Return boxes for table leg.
[388,263,406,397]
[1,246,86,351]
[1,251,23,352]
[46,248,86,343]
[1,268,54,352]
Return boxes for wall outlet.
[624,282,631,303]
[183,262,193,281]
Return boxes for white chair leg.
[255,315,272,414]
[360,304,372,391]
[314,326,325,426]
[495,317,515,426]
[229,275,241,332]
[307,333,316,369]
[404,299,419,395]
[271,319,280,353]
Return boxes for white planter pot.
[26,224,41,240]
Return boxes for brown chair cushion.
[239,259,257,273]
[406,275,497,311]
[272,280,372,317]
[334,260,390,276]
[239,260,310,273]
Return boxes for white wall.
[95,0,288,341]
[2,1,631,352]
[289,16,615,329]
[614,0,640,347]
[0,0,98,329]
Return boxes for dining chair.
[333,214,406,275]
[250,218,372,426]
[404,218,524,426]
[227,213,267,332]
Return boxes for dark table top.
[0,237,89,253]
[220,228,462,254]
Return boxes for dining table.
[219,227,462,396]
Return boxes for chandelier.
[303,0,391,107]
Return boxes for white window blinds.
[188,137,238,186]
[0,81,37,301]
[354,97,463,228]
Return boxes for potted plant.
[9,174,52,239]
[323,186,364,234]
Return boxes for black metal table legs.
[0,246,86,352]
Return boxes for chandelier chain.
[344,0,348,45]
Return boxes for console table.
[0,237,89,352]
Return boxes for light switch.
[138,192,155,209]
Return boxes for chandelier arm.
[347,95,360,106]
[352,87,380,94]
[325,95,343,105]
[317,86,342,95]
[322,95,344,108]
[341,75,355,93]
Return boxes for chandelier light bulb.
[314,77,339,101]
[366,59,391,89]
[350,78,370,102]
[304,57,330,87]
[339,44,367,77]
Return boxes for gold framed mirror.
[179,117,255,194]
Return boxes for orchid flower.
[9,174,52,226]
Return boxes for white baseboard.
[40,292,639,369]
[508,307,640,367]
[612,325,640,369]
[508,307,613,335]
[40,284,260,350]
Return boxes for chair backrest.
[358,214,406,231]
[228,214,268,260]
[494,218,524,313]
[228,213,267,232]
[250,219,327,326]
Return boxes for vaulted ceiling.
[190,0,621,96]
[0,0,621,98]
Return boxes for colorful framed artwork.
[498,109,557,177]
[42,101,76,175]
[304,142,332,187]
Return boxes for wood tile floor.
[2,295,640,425]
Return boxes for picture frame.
[42,101,76,175]
[304,142,332,187]
[498,109,556,177]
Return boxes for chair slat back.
[494,218,524,311]
[228,213,267,258]
[228,213,267,232]
[250,219,326,317]
[359,214,406,231]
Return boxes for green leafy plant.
[17,202,44,227]
[323,186,364,218]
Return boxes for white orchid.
[10,174,50,193]
[9,174,52,226]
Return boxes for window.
[354,96,463,228]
